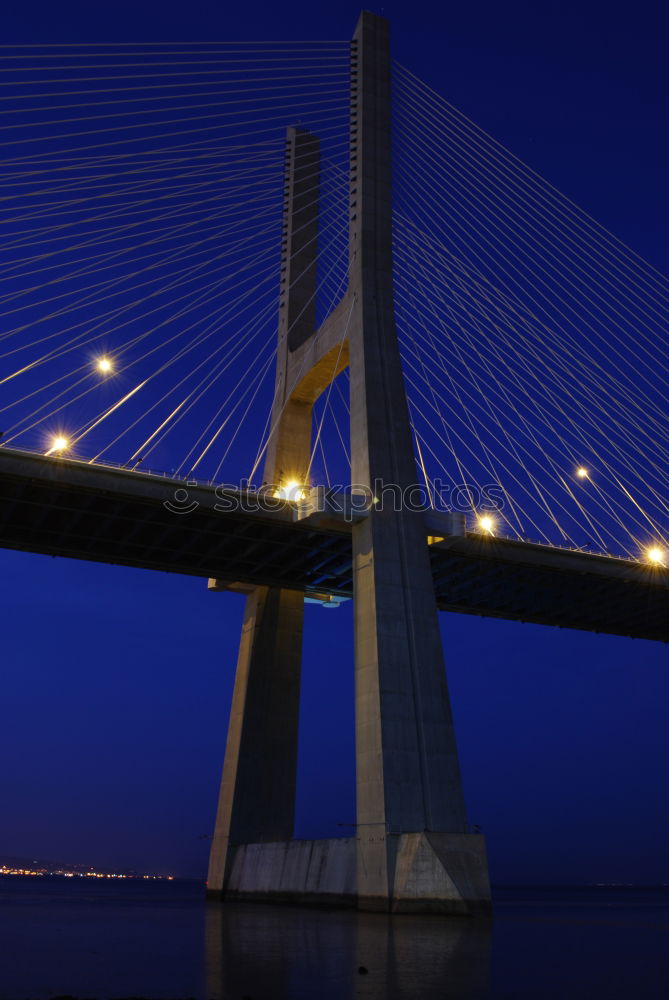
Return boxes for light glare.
[646,546,666,567]
[284,480,306,501]
[478,514,495,535]
[275,480,307,501]
[576,467,589,479]
[96,357,113,374]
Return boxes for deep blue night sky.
[1,0,667,883]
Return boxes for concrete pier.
[220,834,489,915]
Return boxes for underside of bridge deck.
[1,448,667,642]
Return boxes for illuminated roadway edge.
[0,447,667,642]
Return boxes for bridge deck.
[1,448,667,642]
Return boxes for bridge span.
[1,447,666,643]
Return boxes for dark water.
[1,878,668,999]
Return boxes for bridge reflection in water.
[204,901,491,1000]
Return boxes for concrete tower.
[207,10,491,915]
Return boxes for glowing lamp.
[50,435,70,453]
[285,480,306,501]
[576,467,589,479]
[276,480,307,501]
[646,546,666,567]
[96,357,113,374]
[477,514,495,535]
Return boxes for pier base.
[206,834,490,915]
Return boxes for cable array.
[0,42,350,481]
[1,41,666,564]
[392,63,669,561]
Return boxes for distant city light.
[0,863,174,880]
[576,467,589,479]
[96,356,113,374]
[477,514,495,535]
[646,546,666,567]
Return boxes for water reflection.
[205,901,491,999]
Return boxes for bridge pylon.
[207,10,491,914]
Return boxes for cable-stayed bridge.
[0,12,667,913]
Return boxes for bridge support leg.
[347,11,490,913]
[206,586,304,896]
[207,127,320,897]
